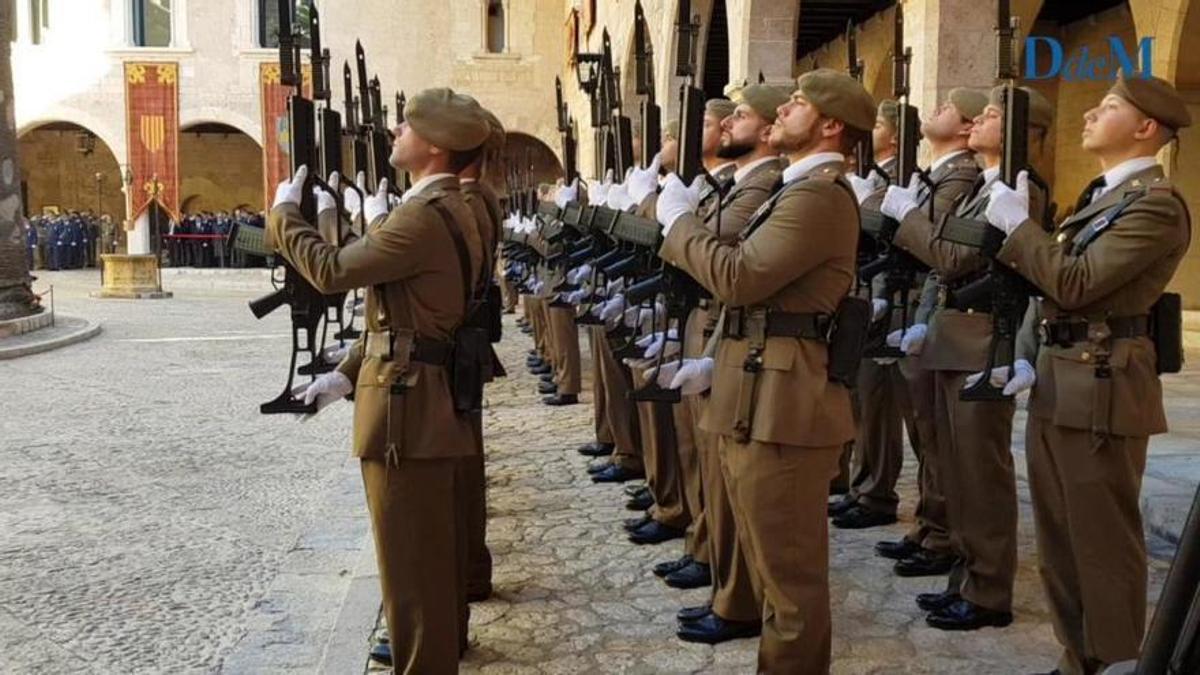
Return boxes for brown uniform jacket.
[267,176,480,460]
[894,162,1048,372]
[661,159,858,448]
[997,164,1191,437]
[461,179,504,289]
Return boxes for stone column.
[727,0,798,89]
[129,212,152,255]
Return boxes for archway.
[488,132,564,201]
[18,121,126,265]
[178,122,264,215]
[1164,0,1200,304]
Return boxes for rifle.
[847,20,883,183]
[554,76,579,183]
[600,30,635,178]
[633,0,661,167]
[394,90,410,191]
[249,0,343,415]
[937,0,1048,401]
[856,4,930,359]
[674,0,705,185]
[342,61,369,183]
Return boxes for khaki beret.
[877,99,899,129]
[988,85,1054,131]
[705,98,738,121]
[405,87,490,151]
[795,68,877,133]
[947,88,989,121]
[664,119,680,141]
[739,84,791,123]
[1110,73,1192,131]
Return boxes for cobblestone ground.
[1,270,1175,675]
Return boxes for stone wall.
[178,130,264,214]
[18,129,126,220]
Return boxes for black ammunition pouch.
[1151,292,1184,375]
[449,312,490,413]
[485,282,503,343]
[826,297,871,387]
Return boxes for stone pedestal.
[91,254,173,299]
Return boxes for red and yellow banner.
[260,62,312,213]
[125,62,180,220]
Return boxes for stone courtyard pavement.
[1,270,1188,674]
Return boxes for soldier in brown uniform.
[652,86,789,642]
[457,105,508,604]
[622,100,739,548]
[983,75,1192,674]
[656,69,875,673]
[272,87,491,674]
[879,85,1053,629]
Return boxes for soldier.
[655,69,875,672]
[983,75,1191,674]
[840,90,987,543]
[880,85,1053,629]
[277,87,491,673]
[656,84,790,643]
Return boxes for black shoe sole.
[832,513,898,530]
[664,575,712,590]
[675,625,762,644]
[925,613,1013,631]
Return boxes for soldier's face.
[702,113,724,156]
[1082,94,1146,153]
[770,94,821,153]
[660,138,679,173]
[718,105,768,160]
[922,101,972,142]
[872,117,897,156]
[968,105,1003,155]
[390,122,430,170]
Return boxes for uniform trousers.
[1026,415,1149,675]
[720,437,841,674]
[362,457,465,675]
[935,370,1018,612]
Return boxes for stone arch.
[17,121,126,223]
[485,131,564,197]
[178,121,264,215]
[179,107,263,146]
[18,105,127,167]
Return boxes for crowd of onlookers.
[23,208,270,270]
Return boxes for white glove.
[641,328,679,360]
[388,193,401,209]
[564,289,587,304]
[963,358,1036,396]
[598,293,625,322]
[301,370,354,406]
[315,171,339,215]
[568,264,592,285]
[555,178,579,208]
[985,170,1030,236]
[899,323,927,355]
[880,173,922,221]
[606,278,625,295]
[273,164,308,208]
[588,170,614,206]
[871,298,889,322]
[364,178,391,224]
[627,154,662,205]
[669,357,715,396]
[344,171,367,219]
[605,182,635,211]
[655,174,705,236]
[847,169,886,205]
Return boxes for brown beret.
[705,98,737,121]
[877,99,899,130]
[739,84,791,123]
[664,119,680,141]
[795,68,877,133]
[947,87,989,121]
[988,85,1054,131]
[405,87,490,151]
[1110,73,1192,131]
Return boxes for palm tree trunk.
[0,1,40,321]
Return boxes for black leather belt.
[411,337,453,366]
[722,309,831,341]
[1038,315,1149,348]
